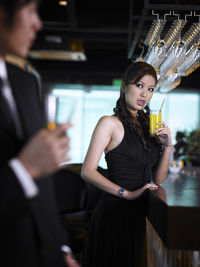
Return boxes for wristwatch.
[117,187,125,197]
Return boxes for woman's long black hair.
[113,61,158,150]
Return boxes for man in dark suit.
[0,0,80,266]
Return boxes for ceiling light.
[29,50,87,61]
[140,11,200,92]
[144,19,166,49]
[45,35,62,44]
[58,1,67,6]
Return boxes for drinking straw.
[159,97,166,114]
[144,102,151,111]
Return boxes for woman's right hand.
[124,183,158,200]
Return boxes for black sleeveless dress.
[84,120,160,267]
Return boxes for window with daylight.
[52,85,200,168]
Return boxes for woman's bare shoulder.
[96,116,122,135]
[98,115,120,125]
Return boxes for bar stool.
[53,168,88,263]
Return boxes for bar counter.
[146,171,200,267]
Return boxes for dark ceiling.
[30,0,200,90]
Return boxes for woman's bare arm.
[153,121,173,185]
[81,116,157,200]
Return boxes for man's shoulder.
[6,62,36,81]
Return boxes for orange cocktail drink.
[45,94,58,130]
[149,110,162,137]
[47,122,56,130]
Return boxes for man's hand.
[18,122,72,178]
[65,253,81,267]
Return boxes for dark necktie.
[0,77,23,139]
[0,77,3,94]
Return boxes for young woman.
[81,61,172,267]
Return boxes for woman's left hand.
[154,121,172,147]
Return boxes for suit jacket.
[0,62,69,267]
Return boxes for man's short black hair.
[0,0,39,25]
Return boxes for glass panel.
[82,90,119,168]
[53,86,119,168]
[167,92,199,143]
[52,85,200,168]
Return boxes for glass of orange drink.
[45,94,58,130]
[149,109,162,137]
